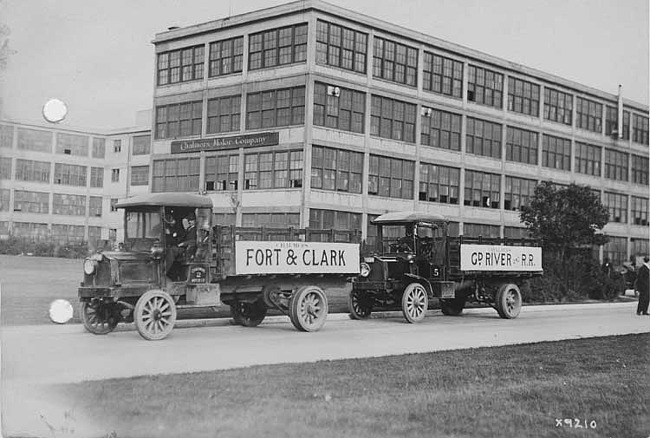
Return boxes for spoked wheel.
[134,290,177,340]
[495,283,522,319]
[80,300,119,335]
[348,288,373,320]
[289,285,328,332]
[440,296,466,316]
[401,283,428,323]
[231,299,267,327]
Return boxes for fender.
[403,273,434,298]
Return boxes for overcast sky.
[1,0,648,130]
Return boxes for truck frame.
[78,193,360,340]
[349,211,543,322]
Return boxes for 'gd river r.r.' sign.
[460,244,543,272]
[235,241,360,275]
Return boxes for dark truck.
[349,211,543,323]
[78,192,359,340]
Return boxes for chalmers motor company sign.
[171,132,279,154]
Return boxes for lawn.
[60,333,649,438]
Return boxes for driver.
[165,213,197,277]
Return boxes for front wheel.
[495,283,522,319]
[289,285,328,332]
[134,290,177,340]
[348,288,373,320]
[80,300,119,335]
[231,300,267,327]
[401,283,428,323]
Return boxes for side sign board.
[460,244,543,272]
[235,241,360,275]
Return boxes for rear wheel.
[440,296,466,316]
[289,285,328,332]
[231,300,267,327]
[80,300,118,335]
[348,288,373,320]
[134,290,177,340]
[495,283,522,319]
[401,283,428,323]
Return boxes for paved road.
[2,302,648,437]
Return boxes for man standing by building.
[635,256,649,316]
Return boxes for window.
[543,87,573,125]
[113,140,121,153]
[313,83,365,133]
[542,134,571,171]
[504,227,531,240]
[463,223,500,238]
[244,150,303,190]
[504,176,537,211]
[242,213,300,228]
[206,154,239,191]
[132,135,151,155]
[130,165,149,186]
[311,146,363,194]
[576,97,603,133]
[246,86,305,129]
[110,198,119,212]
[155,101,203,139]
[632,239,649,258]
[209,36,243,77]
[88,226,102,244]
[0,157,12,179]
[632,113,649,145]
[248,23,307,70]
[372,36,417,87]
[603,236,627,266]
[152,157,201,192]
[574,142,601,177]
[0,124,13,148]
[370,95,416,142]
[51,224,85,244]
[603,192,628,223]
[92,138,105,158]
[0,189,9,212]
[89,196,102,217]
[13,190,49,214]
[13,222,49,241]
[464,170,500,209]
[418,162,460,204]
[17,128,52,153]
[467,65,503,109]
[421,107,461,151]
[604,149,629,182]
[157,45,204,85]
[631,154,649,185]
[56,133,88,156]
[506,126,538,165]
[316,20,367,73]
[466,117,502,159]
[213,213,236,226]
[422,52,462,99]
[507,77,540,117]
[631,197,648,226]
[368,154,414,199]
[53,193,86,216]
[605,107,630,139]
[111,168,120,183]
[90,167,104,188]
[309,209,362,233]
[54,163,86,186]
[15,159,50,183]
[207,95,241,134]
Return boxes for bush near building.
[0,236,90,259]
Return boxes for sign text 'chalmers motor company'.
[171,132,279,154]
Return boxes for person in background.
[635,256,649,316]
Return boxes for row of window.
[0,125,151,158]
[0,220,102,244]
[0,188,103,217]
[156,19,649,143]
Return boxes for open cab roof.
[115,193,213,209]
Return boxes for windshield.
[126,211,162,239]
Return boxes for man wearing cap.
[635,256,649,316]
[165,213,198,277]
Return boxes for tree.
[520,181,609,259]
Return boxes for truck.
[78,193,360,340]
[349,211,543,322]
